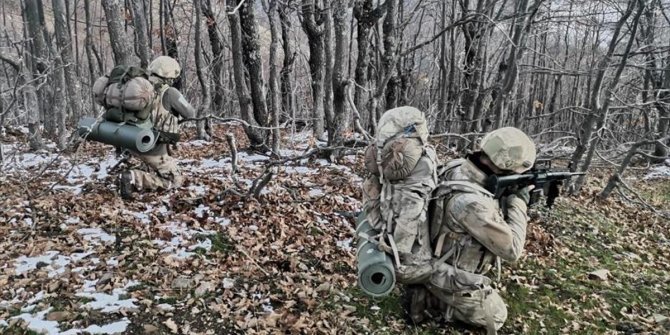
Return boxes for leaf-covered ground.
[1,125,669,335]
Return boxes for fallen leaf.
[587,269,610,281]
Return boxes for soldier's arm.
[162,87,196,119]
[448,193,528,262]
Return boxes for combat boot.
[119,170,134,200]
[402,284,428,324]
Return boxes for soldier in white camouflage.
[119,56,195,199]
[405,127,536,335]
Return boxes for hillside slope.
[1,126,669,335]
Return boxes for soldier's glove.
[509,185,533,205]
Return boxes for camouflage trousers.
[406,285,507,334]
[128,144,183,191]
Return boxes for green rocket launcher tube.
[356,212,396,297]
[77,117,157,153]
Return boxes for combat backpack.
[360,106,438,284]
[92,65,156,125]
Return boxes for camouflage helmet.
[480,127,536,173]
[148,56,181,79]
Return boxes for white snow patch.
[194,204,210,218]
[0,319,7,327]
[66,164,95,183]
[1,151,59,171]
[23,217,34,227]
[106,257,119,267]
[336,238,353,252]
[65,217,81,225]
[188,140,209,147]
[21,304,37,312]
[14,251,93,277]
[93,155,120,180]
[238,152,270,162]
[12,308,60,335]
[76,287,138,313]
[283,166,318,174]
[153,222,216,259]
[344,155,357,164]
[644,164,670,180]
[189,239,212,252]
[261,298,274,313]
[27,291,46,305]
[286,131,312,144]
[60,319,130,335]
[308,188,325,197]
[214,217,231,227]
[222,278,235,289]
[279,149,304,157]
[11,309,62,335]
[157,303,174,311]
[123,209,151,224]
[188,185,207,196]
[77,228,116,245]
[200,158,229,169]
[51,184,84,195]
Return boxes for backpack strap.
[431,177,494,270]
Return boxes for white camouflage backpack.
[361,106,438,283]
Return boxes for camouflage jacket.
[429,159,529,275]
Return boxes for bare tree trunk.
[52,0,84,124]
[491,0,541,129]
[228,1,266,148]
[84,0,98,111]
[353,0,385,131]
[279,4,295,120]
[22,66,43,150]
[572,0,644,192]
[202,0,226,112]
[330,0,349,150]
[301,0,326,138]
[382,0,399,110]
[162,0,181,89]
[436,1,448,132]
[264,0,282,153]
[22,0,49,145]
[130,0,151,67]
[324,3,335,134]
[47,41,68,148]
[194,0,211,141]
[459,0,491,145]
[569,0,637,171]
[239,0,270,129]
[0,56,43,149]
[102,0,139,66]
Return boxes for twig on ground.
[429,132,483,142]
[225,133,239,174]
[180,115,288,131]
[345,80,372,141]
[615,177,669,219]
[251,168,275,199]
[236,245,270,276]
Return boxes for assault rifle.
[484,159,585,208]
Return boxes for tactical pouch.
[430,261,492,294]
[103,107,139,123]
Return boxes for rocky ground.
[1,125,669,334]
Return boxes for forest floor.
[1,124,669,335]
